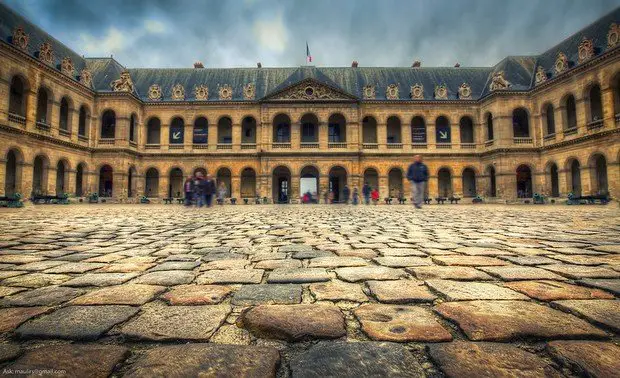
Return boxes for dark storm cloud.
[4,0,620,68]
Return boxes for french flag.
[306,42,312,63]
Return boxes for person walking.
[343,185,350,204]
[371,188,379,205]
[407,154,429,209]
[205,174,216,207]
[352,187,359,205]
[217,182,227,205]
[362,182,371,205]
[193,172,206,207]
[183,176,195,206]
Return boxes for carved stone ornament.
[243,83,255,100]
[386,84,399,100]
[79,69,92,88]
[434,84,448,100]
[489,71,510,91]
[171,84,185,100]
[110,71,134,92]
[534,66,547,85]
[38,42,54,65]
[458,83,471,100]
[554,52,569,74]
[148,84,162,100]
[410,84,424,99]
[60,57,74,77]
[194,85,209,100]
[12,26,29,50]
[363,85,376,99]
[578,38,594,63]
[218,84,233,100]
[608,23,619,49]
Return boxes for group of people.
[183,172,228,207]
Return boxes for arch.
[100,110,116,139]
[437,167,452,197]
[36,87,51,125]
[565,158,582,196]
[146,117,161,145]
[459,116,474,144]
[59,97,71,132]
[612,72,620,116]
[129,113,138,142]
[562,94,577,131]
[217,116,233,144]
[272,114,291,143]
[4,149,23,196]
[386,115,401,144]
[272,166,291,203]
[301,113,319,143]
[589,153,608,195]
[55,160,69,195]
[144,167,159,197]
[216,167,232,198]
[436,116,451,143]
[363,168,379,193]
[388,167,403,198]
[98,165,113,197]
[76,162,87,197]
[485,165,496,197]
[462,167,477,197]
[300,165,320,202]
[516,164,533,198]
[78,105,89,137]
[328,166,348,203]
[545,161,560,197]
[328,113,346,143]
[169,167,184,198]
[32,154,50,196]
[411,116,426,143]
[485,112,494,141]
[240,167,257,198]
[512,108,530,138]
[9,75,27,117]
[542,103,556,135]
[193,116,208,144]
[362,116,378,144]
[588,84,603,122]
[241,116,257,144]
[169,117,184,145]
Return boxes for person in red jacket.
[371,188,379,205]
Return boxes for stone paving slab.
[0,307,50,333]
[367,279,436,303]
[309,280,368,302]
[504,280,614,301]
[0,286,84,306]
[576,278,620,295]
[546,341,620,378]
[162,284,233,305]
[70,284,165,305]
[426,280,528,301]
[552,299,620,332]
[231,284,302,305]
[197,269,264,284]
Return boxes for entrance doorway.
[300,166,319,203]
[329,166,347,203]
[272,166,291,203]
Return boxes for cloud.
[144,20,166,34]
[79,27,126,55]
[253,12,289,53]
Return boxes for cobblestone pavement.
[0,204,619,377]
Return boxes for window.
[100,110,116,139]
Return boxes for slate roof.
[1,2,618,102]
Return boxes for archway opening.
[36,88,50,125]
[127,166,136,198]
[438,168,452,197]
[78,106,89,137]
[329,166,347,203]
[99,165,113,197]
[300,166,319,202]
[591,155,608,195]
[569,160,581,196]
[242,117,256,144]
[301,114,319,143]
[363,168,379,193]
[516,165,533,198]
[193,116,208,144]
[564,95,577,130]
[76,164,85,197]
[589,85,603,122]
[170,117,184,145]
[218,117,233,144]
[129,114,137,142]
[328,113,346,143]
[436,116,451,144]
[147,118,161,144]
[272,166,291,203]
[462,168,476,197]
[59,98,70,132]
[362,116,377,144]
[241,168,257,198]
[548,163,559,197]
[145,168,159,197]
[386,116,401,144]
[56,161,67,195]
[486,166,496,197]
[272,114,291,143]
[486,113,494,141]
[101,110,116,139]
[459,117,474,144]
[9,76,26,117]
[170,168,184,198]
[388,168,403,198]
[32,155,49,196]
[512,108,530,138]
[411,116,426,144]
[5,150,20,196]
[544,104,555,135]
[216,168,231,198]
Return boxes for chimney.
[194,61,204,68]
[351,61,358,67]
[412,60,421,68]
[454,62,461,68]
[257,62,262,68]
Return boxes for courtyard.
[0,203,618,377]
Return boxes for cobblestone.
[0,204,617,376]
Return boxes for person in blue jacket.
[406,155,429,209]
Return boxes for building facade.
[0,4,619,203]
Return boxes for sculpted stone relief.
[410,84,424,100]
[489,71,510,91]
[12,26,29,51]
[110,71,134,92]
[554,52,569,74]
[243,83,255,100]
[171,84,185,100]
[608,23,619,49]
[535,66,547,85]
[219,84,233,100]
[458,83,471,100]
[275,83,345,100]
[194,85,209,100]
[79,69,92,88]
[386,84,399,100]
[38,42,54,65]
[61,57,74,77]
[148,84,162,100]
[434,84,448,100]
[363,85,376,100]
[578,38,594,63]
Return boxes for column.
[497,170,515,200]
[21,162,33,199]
[607,161,619,199]
[601,87,615,129]
[427,121,436,147]
[378,175,388,199]
[494,113,513,148]
[427,174,438,198]
[208,122,217,151]
[116,116,129,146]
[70,109,79,143]
[231,175,241,199]
[290,175,300,203]
[185,121,193,149]
[0,78,9,124]
[575,97,588,136]
[318,122,328,149]
[377,122,387,149]
[557,168,568,197]
[46,166,57,195]
[402,121,412,150]
[49,99,60,136]
[0,158,5,196]
[452,174,463,198]
[25,89,38,131]
[113,172,127,200]
[135,174,145,197]
[67,169,76,196]
[451,122,460,148]
[319,174,329,203]
[348,121,359,149]
[162,122,170,149]
[159,175,169,199]
[580,166,592,195]
[232,122,242,151]
[291,122,301,149]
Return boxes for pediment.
[262,79,357,102]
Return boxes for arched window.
[544,104,555,135]
[147,118,161,144]
[411,116,426,144]
[512,108,530,138]
[36,88,50,125]
[55,160,67,195]
[101,110,116,139]
[590,154,608,195]
[242,116,256,144]
[193,117,208,144]
[436,116,451,143]
[362,116,377,145]
[589,84,603,122]
[272,114,290,143]
[9,76,26,117]
[169,117,184,144]
[78,106,89,137]
[459,116,474,144]
[486,113,494,141]
[59,97,70,132]
[328,113,346,143]
[301,113,319,143]
[564,95,577,131]
[386,116,401,144]
[129,114,137,142]
[218,117,233,144]
[76,163,85,196]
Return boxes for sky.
[4,0,620,68]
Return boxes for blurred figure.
[204,174,216,207]
[407,154,429,209]
[362,182,371,205]
[343,185,350,204]
[352,188,359,205]
[371,188,379,205]
[184,175,194,206]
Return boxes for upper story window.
[100,110,116,139]
[512,108,530,138]
[78,106,89,137]
[9,76,27,117]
